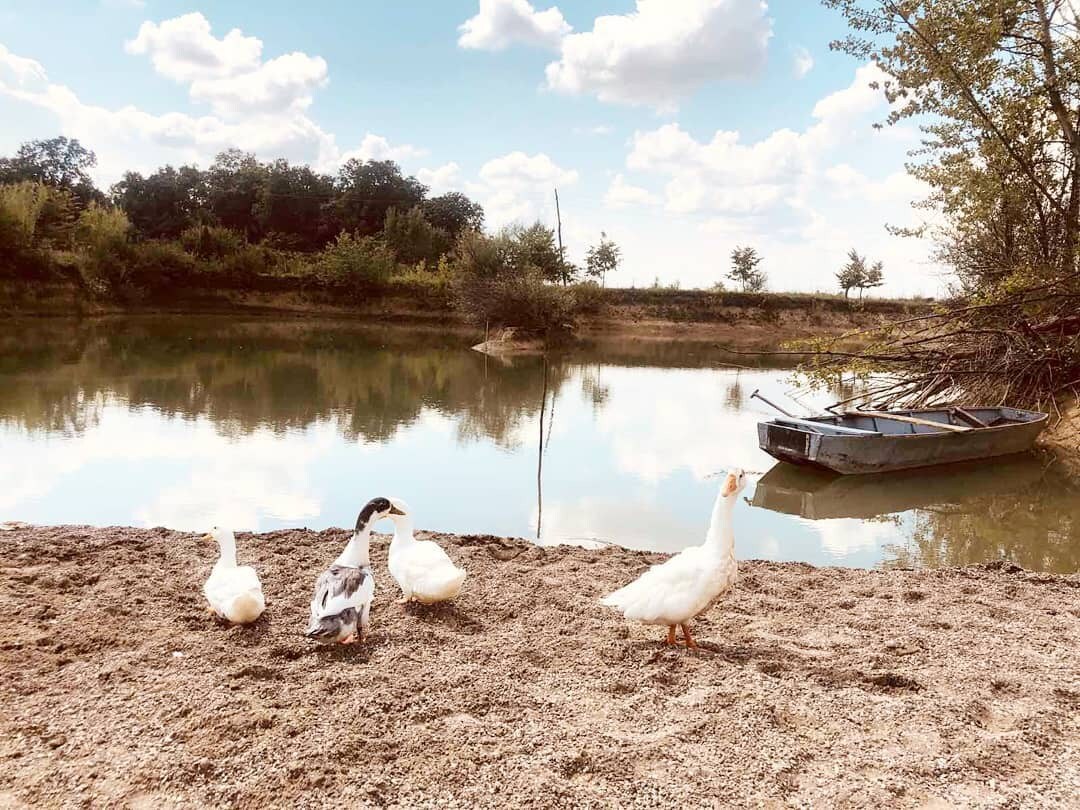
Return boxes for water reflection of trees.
[754,458,1080,574]
[882,475,1080,573]
[2,319,802,447]
[0,318,574,448]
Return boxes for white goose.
[384,498,466,604]
[203,527,266,625]
[601,469,746,648]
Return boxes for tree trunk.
[1034,0,1080,273]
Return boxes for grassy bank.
[2,524,1078,807]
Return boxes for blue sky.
[0,1,944,294]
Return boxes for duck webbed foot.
[680,623,698,649]
[665,625,677,646]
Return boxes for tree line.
[0,136,627,334]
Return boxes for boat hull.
[757,407,1048,475]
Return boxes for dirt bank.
[1044,396,1080,477]
[0,279,927,345]
[2,525,1078,809]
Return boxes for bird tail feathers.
[226,591,264,624]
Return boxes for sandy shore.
[1,525,1079,808]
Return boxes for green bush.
[382,206,451,266]
[180,225,246,260]
[78,235,197,295]
[75,202,130,251]
[205,243,276,284]
[0,181,49,246]
[315,232,395,289]
[454,268,576,333]
[452,229,512,280]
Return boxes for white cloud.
[574,124,612,136]
[622,63,914,213]
[125,12,262,83]
[0,44,46,88]
[471,150,578,226]
[0,19,426,185]
[545,0,772,109]
[604,173,657,208]
[188,52,328,117]
[793,46,813,79]
[338,133,428,165]
[458,0,571,51]
[479,150,577,189]
[585,63,944,295]
[126,14,328,118]
[417,162,461,194]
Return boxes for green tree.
[585,231,621,287]
[334,159,426,237]
[0,137,101,206]
[825,0,1080,288]
[421,192,484,237]
[506,222,563,282]
[809,0,1080,406]
[727,245,766,292]
[256,160,336,250]
[861,260,884,297]
[836,249,867,298]
[382,206,451,266]
[205,150,268,241]
[111,166,208,239]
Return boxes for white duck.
[384,498,466,604]
[601,469,747,648]
[203,527,266,625]
[305,498,393,644]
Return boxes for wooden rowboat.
[756,405,1048,475]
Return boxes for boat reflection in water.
[751,456,1046,520]
[751,455,1080,573]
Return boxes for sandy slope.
[1,525,1078,808]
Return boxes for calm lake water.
[2,317,1077,572]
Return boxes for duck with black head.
[305,498,400,644]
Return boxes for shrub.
[382,206,451,266]
[0,181,49,246]
[75,202,130,252]
[205,243,276,285]
[180,225,246,259]
[452,228,511,280]
[454,268,576,333]
[569,280,605,314]
[0,181,77,252]
[315,232,395,289]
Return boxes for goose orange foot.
[680,623,698,649]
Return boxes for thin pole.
[537,356,548,540]
[554,187,565,285]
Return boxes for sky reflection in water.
[1,317,1076,572]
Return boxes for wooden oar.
[844,410,971,433]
